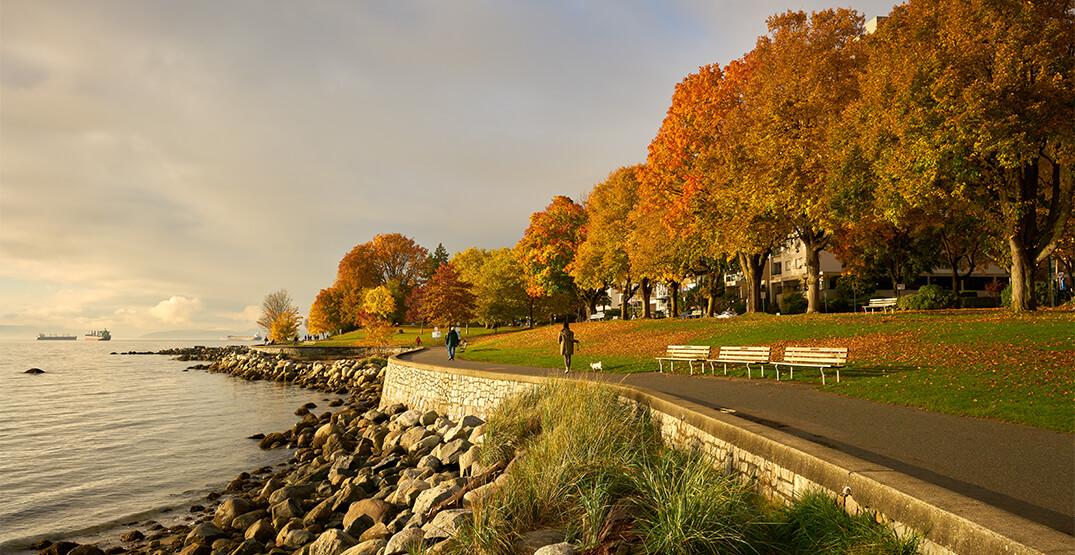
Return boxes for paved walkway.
[401,348,1075,535]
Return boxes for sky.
[0,0,897,339]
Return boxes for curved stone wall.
[382,352,1071,555]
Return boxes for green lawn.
[459,310,1075,432]
[309,324,519,348]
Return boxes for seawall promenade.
[387,347,1074,555]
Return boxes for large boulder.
[384,527,425,555]
[213,497,254,530]
[433,439,472,466]
[281,528,316,550]
[340,539,388,555]
[268,484,316,505]
[412,483,460,516]
[185,522,227,546]
[305,529,358,555]
[344,498,397,528]
[244,518,276,543]
[422,509,472,541]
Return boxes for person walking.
[558,320,579,373]
[445,326,461,360]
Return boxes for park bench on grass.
[707,346,771,378]
[656,345,711,375]
[772,346,848,385]
[864,297,898,314]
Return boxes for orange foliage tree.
[414,263,477,328]
[569,166,642,318]
[739,9,868,313]
[516,196,587,321]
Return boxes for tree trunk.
[798,229,828,313]
[737,252,766,314]
[640,278,653,319]
[1009,236,1036,312]
[668,280,681,318]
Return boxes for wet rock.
[185,522,227,546]
[213,497,254,530]
[24,368,45,374]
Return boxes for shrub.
[781,291,808,314]
[1000,282,1050,307]
[897,285,956,310]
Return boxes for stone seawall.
[382,353,1072,555]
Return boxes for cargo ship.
[37,333,77,341]
[85,329,111,341]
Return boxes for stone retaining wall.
[383,353,1073,555]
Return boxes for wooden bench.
[864,297,898,313]
[707,346,771,378]
[656,345,711,375]
[772,347,848,385]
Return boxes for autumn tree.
[362,285,396,346]
[327,233,430,328]
[307,287,343,335]
[639,56,780,314]
[257,289,301,342]
[740,9,868,313]
[831,213,940,298]
[569,166,641,318]
[415,263,477,327]
[516,196,587,322]
[452,247,529,327]
[851,0,1073,311]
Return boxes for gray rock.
[457,445,481,477]
[419,410,439,426]
[384,527,425,555]
[305,529,358,555]
[410,433,444,456]
[268,484,316,505]
[340,539,387,555]
[391,409,422,430]
[213,497,255,530]
[422,509,472,541]
[516,530,567,554]
[433,439,472,466]
[398,427,433,451]
[358,521,392,542]
[282,528,316,549]
[244,518,276,543]
[344,498,397,528]
[186,522,227,545]
[417,454,442,471]
[535,543,576,555]
[270,497,305,524]
[229,538,263,555]
[412,483,460,516]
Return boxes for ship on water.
[85,329,111,341]
[37,333,77,341]
[225,332,263,341]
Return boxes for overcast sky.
[0,0,896,338]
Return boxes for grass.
[308,324,517,348]
[447,381,919,555]
[458,309,1074,432]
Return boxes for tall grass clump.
[765,492,920,554]
[450,381,920,554]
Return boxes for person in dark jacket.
[558,320,579,373]
[445,326,461,360]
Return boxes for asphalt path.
[402,347,1075,535]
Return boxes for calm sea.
[0,339,346,553]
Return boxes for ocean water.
[0,339,346,553]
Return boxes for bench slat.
[774,347,849,385]
[656,345,711,375]
[708,346,771,378]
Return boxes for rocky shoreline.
[32,347,570,555]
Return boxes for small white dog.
[589,361,603,371]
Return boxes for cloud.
[217,305,261,325]
[149,296,202,324]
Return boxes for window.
[772,261,782,275]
